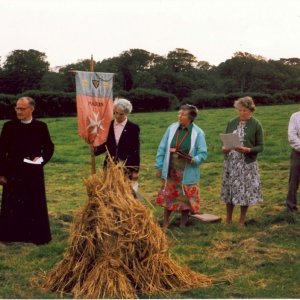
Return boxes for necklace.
[175,128,189,150]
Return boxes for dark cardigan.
[225,116,264,163]
[94,119,140,173]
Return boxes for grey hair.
[18,96,36,108]
[114,98,133,114]
[180,104,198,122]
[234,96,256,112]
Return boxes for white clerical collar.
[21,118,33,124]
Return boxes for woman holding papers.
[155,104,207,228]
[221,96,264,226]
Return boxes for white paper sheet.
[23,157,44,165]
[220,133,241,149]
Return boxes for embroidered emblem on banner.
[81,79,88,87]
[86,111,104,143]
[92,80,100,88]
[103,81,110,89]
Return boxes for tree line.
[0,48,299,118]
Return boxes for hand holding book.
[174,150,193,162]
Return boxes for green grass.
[0,104,300,298]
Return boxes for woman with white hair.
[94,98,140,188]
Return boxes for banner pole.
[90,54,96,175]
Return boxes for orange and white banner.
[75,71,114,147]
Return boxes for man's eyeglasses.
[15,107,30,111]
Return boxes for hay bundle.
[43,161,212,298]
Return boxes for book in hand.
[174,150,193,162]
[220,132,241,150]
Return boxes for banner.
[75,71,114,147]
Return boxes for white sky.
[1,0,299,69]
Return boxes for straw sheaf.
[43,159,212,298]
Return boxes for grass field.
[0,103,300,298]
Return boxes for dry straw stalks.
[43,159,212,298]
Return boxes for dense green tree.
[117,49,159,91]
[154,70,194,100]
[1,49,49,94]
[1,47,299,107]
[133,71,156,89]
[95,57,120,73]
[121,49,158,71]
[40,72,68,91]
[196,60,213,70]
[0,65,5,93]
[218,52,264,93]
[166,48,198,72]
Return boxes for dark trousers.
[286,150,300,211]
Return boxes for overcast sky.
[1,0,299,69]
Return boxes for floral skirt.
[156,155,200,213]
[221,151,263,206]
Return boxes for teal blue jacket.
[225,116,264,163]
[155,122,207,184]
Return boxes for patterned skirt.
[156,154,200,213]
[221,151,263,206]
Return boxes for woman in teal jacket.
[221,96,264,226]
[155,104,207,228]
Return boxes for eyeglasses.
[15,107,30,111]
[114,111,125,116]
